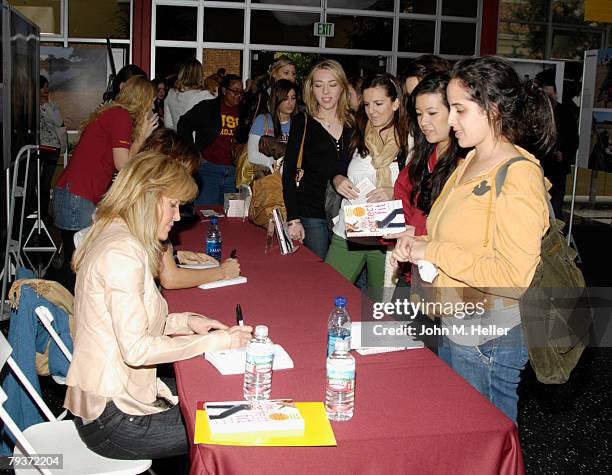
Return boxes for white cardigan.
[163,89,215,129]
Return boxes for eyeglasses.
[226,88,244,96]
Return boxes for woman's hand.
[383,225,415,240]
[219,258,240,279]
[177,250,218,265]
[227,325,253,349]
[366,186,394,203]
[288,221,305,242]
[141,112,159,142]
[187,314,229,335]
[333,175,359,200]
[391,236,428,264]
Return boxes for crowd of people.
[36,52,580,461]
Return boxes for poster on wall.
[40,45,126,131]
[577,48,612,169]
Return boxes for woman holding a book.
[282,59,353,259]
[324,74,409,294]
[391,56,554,423]
[65,151,252,460]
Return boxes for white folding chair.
[0,332,152,475]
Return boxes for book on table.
[343,199,406,237]
[204,399,304,435]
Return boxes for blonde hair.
[73,151,198,277]
[175,57,205,92]
[82,76,155,143]
[269,55,296,84]
[303,59,352,126]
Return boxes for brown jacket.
[64,220,231,420]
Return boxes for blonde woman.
[66,151,252,460]
[282,59,353,259]
[53,76,157,289]
[163,57,214,129]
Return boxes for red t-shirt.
[56,107,131,204]
[394,146,438,237]
[202,102,239,166]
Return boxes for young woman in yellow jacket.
[392,56,555,424]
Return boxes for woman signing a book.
[64,151,252,460]
[325,74,409,295]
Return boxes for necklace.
[315,115,337,129]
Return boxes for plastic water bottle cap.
[334,339,350,352]
[334,296,346,307]
[210,216,218,225]
[254,325,269,338]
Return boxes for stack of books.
[224,193,245,217]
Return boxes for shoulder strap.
[494,155,557,224]
[495,156,529,197]
[296,113,308,170]
[263,113,270,135]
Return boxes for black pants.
[74,378,189,460]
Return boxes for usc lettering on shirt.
[202,103,240,165]
[220,114,239,136]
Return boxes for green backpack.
[495,157,591,384]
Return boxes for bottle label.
[245,349,274,374]
[326,360,355,393]
[206,239,222,259]
[327,333,350,357]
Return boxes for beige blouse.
[64,220,231,420]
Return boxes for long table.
[167,216,524,475]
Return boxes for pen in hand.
[230,248,237,259]
[236,304,244,326]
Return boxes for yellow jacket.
[423,146,549,302]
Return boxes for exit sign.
[314,22,335,37]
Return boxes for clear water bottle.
[325,338,355,421]
[243,325,275,401]
[205,216,222,260]
[327,296,351,356]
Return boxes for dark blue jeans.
[73,379,188,460]
[301,217,329,260]
[196,160,236,204]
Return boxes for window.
[251,11,319,47]
[440,22,476,56]
[398,19,435,53]
[11,0,62,35]
[69,0,129,39]
[327,0,393,12]
[204,9,244,43]
[442,0,477,18]
[498,0,610,61]
[326,15,393,51]
[399,0,436,15]
[156,6,197,42]
[155,47,197,79]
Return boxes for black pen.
[236,304,244,326]
[230,248,237,259]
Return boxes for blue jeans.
[74,379,188,460]
[52,185,96,231]
[301,217,329,260]
[438,324,528,424]
[196,161,236,204]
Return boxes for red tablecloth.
[168,217,524,475]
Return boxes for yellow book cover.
[194,401,337,446]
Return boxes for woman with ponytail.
[392,56,555,423]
